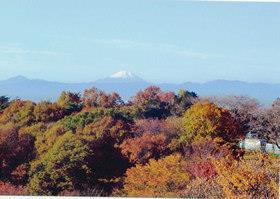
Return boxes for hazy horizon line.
[1,74,279,85]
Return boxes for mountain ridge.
[0,73,279,105]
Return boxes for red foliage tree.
[184,138,232,180]
[131,86,177,119]
[0,125,35,184]
[82,87,123,109]
[120,133,168,164]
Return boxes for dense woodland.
[0,86,279,198]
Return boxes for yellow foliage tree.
[181,101,242,144]
[213,152,279,198]
[123,154,190,197]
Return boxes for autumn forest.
[0,86,279,198]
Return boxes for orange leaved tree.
[123,154,190,197]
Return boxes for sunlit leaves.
[0,87,278,197]
[123,154,190,197]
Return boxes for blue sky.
[0,0,279,83]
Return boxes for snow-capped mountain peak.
[95,71,146,83]
[110,71,136,79]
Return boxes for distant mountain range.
[0,71,279,105]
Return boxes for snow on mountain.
[110,71,136,79]
[96,71,146,83]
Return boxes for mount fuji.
[94,71,149,99]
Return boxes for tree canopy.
[0,87,278,197]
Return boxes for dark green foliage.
[172,89,198,116]
[0,96,10,111]
[62,108,133,132]
[57,91,82,114]
[62,111,103,132]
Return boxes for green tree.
[28,132,91,195]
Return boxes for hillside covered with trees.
[0,86,279,198]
